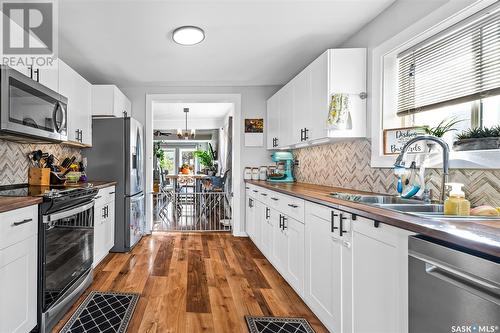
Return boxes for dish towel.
[327,93,351,130]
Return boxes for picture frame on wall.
[383,126,427,155]
[244,118,264,147]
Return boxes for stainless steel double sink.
[329,193,500,222]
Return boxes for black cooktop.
[0,183,95,198]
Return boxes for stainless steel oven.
[40,200,95,332]
[0,65,67,142]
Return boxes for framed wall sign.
[244,118,264,147]
[383,126,427,155]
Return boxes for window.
[395,6,500,146]
[161,149,175,175]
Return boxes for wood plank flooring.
[52,233,328,333]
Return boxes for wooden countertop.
[246,180,500,258]
[0,196,42,213]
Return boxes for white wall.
[124,85,279,167]
[122,85,280,235]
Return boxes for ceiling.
[153,102,233,121]
[58,0,395,87]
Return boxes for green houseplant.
[454,126,500,151]
[423,117,463,138]
[194,149,215,175]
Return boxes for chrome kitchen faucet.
[394,135,450,203]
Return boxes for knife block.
[28,167,51,186]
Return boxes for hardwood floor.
[52,232,328,333]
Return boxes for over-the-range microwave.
[0,65,68,142]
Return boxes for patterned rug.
[245,316,316,333]
[59,291,139,333]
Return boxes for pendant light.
[177,108,195,139]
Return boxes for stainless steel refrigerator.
[83,117,145,252]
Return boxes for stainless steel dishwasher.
[409,236,500,333]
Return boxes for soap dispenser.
[444,183,470,216]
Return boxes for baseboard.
[232,231,249,237]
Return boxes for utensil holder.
[28,167,50,186]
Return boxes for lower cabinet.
[245,183,413,333]
[351,216,414,333]
[305,202,352,333]
[0,205,38,333]
[94,186,116,267]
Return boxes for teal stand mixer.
[267,151,295,183]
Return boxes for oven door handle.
[43,201,94,222]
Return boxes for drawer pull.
[288,204,298,208]
[245,187,250,190]
[271,197,279,201]
[253,190,259,193]
[12,218,33,226]
[95,196,102,199]
[260,193,268,196]
[109,191,115,194]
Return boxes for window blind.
[397,7,500,116]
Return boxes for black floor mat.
[59,291,139,333]
[245,316,316,333]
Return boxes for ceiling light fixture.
[172,26,205,45]
[177,108,195,140]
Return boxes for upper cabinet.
[92,85,132,118]
[267,48,367,150]
[59,60,93,146]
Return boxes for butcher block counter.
[246,180,500,258]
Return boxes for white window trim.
[371,0,500,169]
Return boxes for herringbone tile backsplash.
[294,139,500,207]
[0,139,81,185]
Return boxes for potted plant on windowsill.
[194,149,216,175]
[453,126,500,151]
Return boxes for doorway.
[145,95,241,233]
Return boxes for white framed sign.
[383,127,427,155]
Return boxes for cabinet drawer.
[95,186,116,206]
[279,193,305,222]
[0,206,38,250]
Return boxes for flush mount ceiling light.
[172,26,205,45]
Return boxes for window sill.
[371,149,500,169]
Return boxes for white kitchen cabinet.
[271,211,287,274]
[93,186,116,267]
[266,48,366,149]
[246,196,256,240]
[260,205,273,258]
[0,206,38,333]
[283,216,305,297]
[304,202,352,333]
[266,94,280,149]
[292,69,314,144]
[92,85,132,118]
[351,216,414,333]
[253,200,264,249]
[38,60,60,92]
[59,60,92,146]
[278,83,294,147]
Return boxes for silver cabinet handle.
[12,218,33,226]
[260,193,268,196]
[288,204,298,208]
[95,195,102,199]
[271,197,279,201]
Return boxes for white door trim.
[145,93,244,236]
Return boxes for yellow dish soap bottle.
[444,183,470,216]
